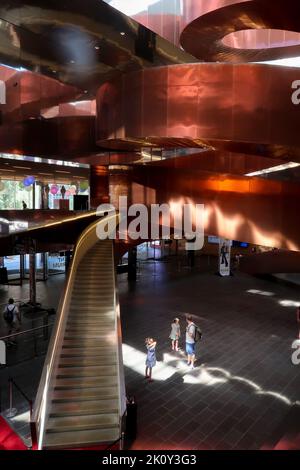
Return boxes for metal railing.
[1,377,34,449]
[0,322,54,366]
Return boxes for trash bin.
[126,396,137,440]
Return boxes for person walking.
[3,298,21,346]
[145,338,156,382]
[186,315,196,369]
[169,318,180,351]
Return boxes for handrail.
[114,261,127,421]
[31,213,120,449]
[0,323,54,341]
[0,300,24,307]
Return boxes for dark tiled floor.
[1,255,300,450]
[118,256,300,450]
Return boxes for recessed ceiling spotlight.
[70,60,75,64]
[120,32,126,36]
[84,90,88,94]
[95,46,100,50]
[52,70,57,73]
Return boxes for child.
[169,318,180,351]
[145,338,156,382]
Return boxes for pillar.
[65,250,72,272]
[128,247,137,281]
[42,252,48,281]
[20,254,25,283]
[90,165,109,209]
[29,253,36,305]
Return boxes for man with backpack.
[186,315,202,369]
[3,298,21,346]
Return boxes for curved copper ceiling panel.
[0,0,194,93]
[104,0,249,48]
[180,0,300,62]
[96,63,300,161]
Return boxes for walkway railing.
[0,322,54,366]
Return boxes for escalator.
[31,215,126,449]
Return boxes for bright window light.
[247,289,275,297]
[246,162,300,177]
[258,56,300,68]
[106,0,161,16]
[279,299,300,307]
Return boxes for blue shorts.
[186,342,195,355]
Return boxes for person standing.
[22,200,27,210]
[145,338,156,382]
[186,315,196,369]
[3,298,21,346]
[169,318,180,351]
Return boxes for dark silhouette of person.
[22,200,27,209]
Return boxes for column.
[42,252,48,281]
[20,254,25,284]
[65,250,72,272]
[128,247,137,281]
[90,165,109,209]
[29,253,36,305]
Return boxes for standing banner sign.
[0,340,6,365]
[0,80,6,104]
[219,238,231,276]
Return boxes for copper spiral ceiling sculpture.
[181,0,300,62]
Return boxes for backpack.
[194,324,202,343]
[4,305,15,324]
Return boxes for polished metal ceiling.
[0,0,195,93]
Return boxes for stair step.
[52,387,118,402]
[72,286,113,291]
[61,347,115,356]
[64,334,115,340]
[65,327,114,333]
[70,296,114,300]
[69,301,113,306]
[62,340,113,348]
[43,427,119,449]
[57,365,117,377]
[66,320,114,326]
[54,376,118,389]
[46,414,119,433]
[65,327,112,333]
[58,357,116,366]
[49,398,119,416]
[68,309,114,313]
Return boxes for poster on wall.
[219,238,231,276]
